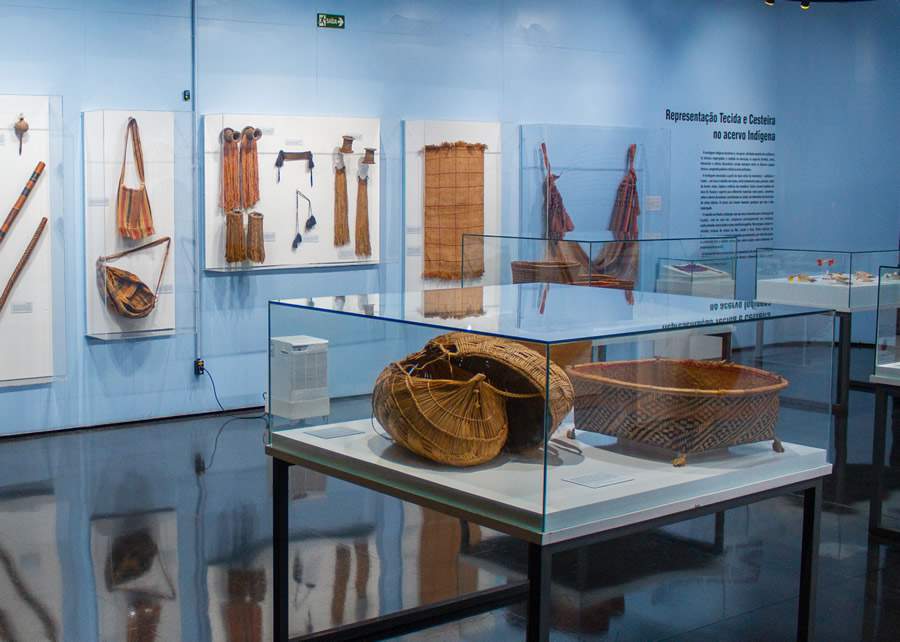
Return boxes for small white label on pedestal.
[407,245,422,257]
[285,138,304,147]
[88,197,109,207]
[564,472,633,489]
[11,302,32,314]
[158,284,173,295]
[645,195,663,211]
[260,127,275,137]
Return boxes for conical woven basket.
[427,333,574,451]
[373,350,509,467]
[567,358,788,465]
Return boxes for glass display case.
[464,234,737,297]
[874,265,900,384]
[268,283,834,539]
[755,248,900,311]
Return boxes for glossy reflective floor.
[1,350,899,641]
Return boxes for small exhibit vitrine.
[755,248,899,312]
[874,266,900,384]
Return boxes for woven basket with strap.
[97,236,171,319]
[116,118,155,241]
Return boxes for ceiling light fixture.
[765,0,775,5]
[800,0,811,8]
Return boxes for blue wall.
[0,0,897,435]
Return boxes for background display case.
[465,234,737,297]
[874,265,900,383]
[755,248,900,312]
[268,283,833,538]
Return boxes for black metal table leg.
[713,510,726,554]
[797,480,822,642]
[527,543,552,642]
[274,458,290,641]
[835,311,851,415]
[870,386,888,534]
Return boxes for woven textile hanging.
[422,142,486,280]
[592,144,640,282]
[239,127,262,209]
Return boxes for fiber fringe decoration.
[355,175,371,257]
[225,209,246,263]
[246,211,265,263]
[240,127,262,209]
[592,144,640,284]
[220,128,241,211]
[334,166,350,246]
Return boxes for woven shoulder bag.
[116,117,155,240]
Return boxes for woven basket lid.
[426,333,574,451]
[373,352,508,467]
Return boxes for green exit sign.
[317,13,345,29]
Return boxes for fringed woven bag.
[116,118,154,241]
[246,211,265,263]
[240,127,262,209]
[225,209,246,263]
[220,128,241,211]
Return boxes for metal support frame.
[835,311,852,414]
[270,453,824,642]
[869,384,900,542]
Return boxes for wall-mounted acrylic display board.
[755,248,900,312]
[464,234,737,298]
[518,124,671,240]
[0,95,65,386]
[269,283,833,538]
[83,110,182,341]
[875,266,900,383]
[203,114,381,271]
[403,120,503,319]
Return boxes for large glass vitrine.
[268,283,833,539]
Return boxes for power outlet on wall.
[194,359,205,376]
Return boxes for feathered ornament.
[14,114,28,156]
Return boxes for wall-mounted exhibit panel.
[83,110,178,341]
[403,120,502,321]
[756,248,900,313]
[0,95,65,386]
[203,114,381,271]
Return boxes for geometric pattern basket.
[567,358,788,466]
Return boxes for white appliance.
[269,335,330,419]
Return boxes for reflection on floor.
[0,348,899,641]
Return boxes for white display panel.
[0,95,56,385]
[203,114,381,271]
[403,120,502,321]
[83,110,176,340]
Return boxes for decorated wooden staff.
[0,217,48,315]
[0,161,46,248]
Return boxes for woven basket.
[373,350,509,467]
[511,260,580,285]
[428,333,574,451]
[567,358,788,466]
